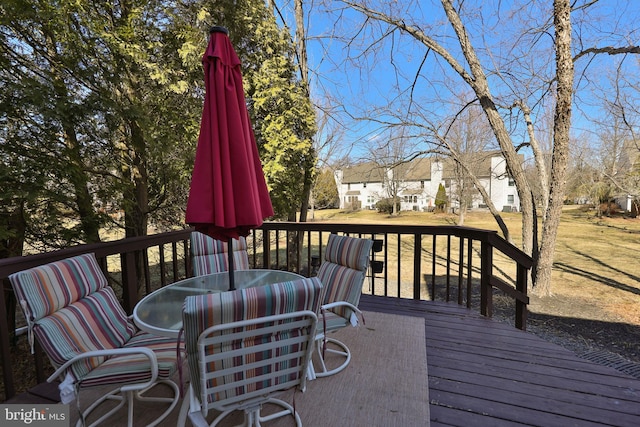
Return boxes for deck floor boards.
[7,295,640,426]
[358,295,640,427]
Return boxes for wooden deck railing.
[0,222,532,401]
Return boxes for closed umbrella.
[186,26,273,290]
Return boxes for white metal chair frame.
[311,234,373,378]
[53,347,179,427]
[313,301,363,378]
[181,311,318,427]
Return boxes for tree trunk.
[522,103,550,214]
[533,0,573,296]
[47,32,102,244]
[441,0,535,255]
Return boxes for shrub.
[376,198,400,214]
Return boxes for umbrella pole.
[228,237,235,291]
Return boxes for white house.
[334,153,520,212]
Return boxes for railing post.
[516,264,528,330]
[480,240,493,318]
[0,280,15,400]
[121,251,139,315]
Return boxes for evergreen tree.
[435,183,448,212]
[206,0,317,220]
[0,0,205,252]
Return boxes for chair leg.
[78,379,179,427]
[200,398,301,427]
[314,337,351,378]
[258,398,302,426]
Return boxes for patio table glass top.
[133,269,303,338]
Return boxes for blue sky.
[275,1,640,164]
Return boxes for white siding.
[335,155,519,212]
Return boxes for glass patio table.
[133,269,304,338]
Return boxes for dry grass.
[311,206,640,327]
[310,207,640,370]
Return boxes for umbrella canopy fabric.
[186,28,273,242]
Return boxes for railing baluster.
[458,237,464,305]
[413,233,421,300]
[480,241,493,318]
[171,241,179,282]
[143,249,151,293]
[467,238,473,308]
[431,235,436,300]
[395,233,401,298]
[157,246,165,291]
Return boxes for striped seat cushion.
[33,286,136,382]
[182,277,322,403]
[81,332,181,388]
[317,234,373,320]
[320,310,350,333]
[191,232,250,275]
[10,253,108,322]
[10,253,180,387]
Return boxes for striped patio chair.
[9,253,180,427]
[313,233,373,378]
[178,277,322,427]
[190,231,250,276]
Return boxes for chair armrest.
[320,301,363,328]
[321,301,361,314]
[47,347,159,392]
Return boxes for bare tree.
[590,66,640,214]
[444,102,494,225]
[366,127,418,215]
[332,0,640,296]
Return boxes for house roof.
[441,151,500,179]
[396,157,432,181]
[341,163,386,183]
[338,152,523,184]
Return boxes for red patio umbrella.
[186,26,273,290]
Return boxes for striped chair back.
[317,234,373,321]
[9,253,137,381]
[190,232,250,276]
[182,277,322,413]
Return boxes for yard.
[310,205,640,368]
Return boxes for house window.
[508,177,515,186]
[507,195,514,204]
[421,181,424,189]
[347,183,351,190]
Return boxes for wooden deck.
[360,295,640,427]
[8,295,640,426]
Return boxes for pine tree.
[435,184,448,212]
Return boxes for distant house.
[334,153,520,212]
